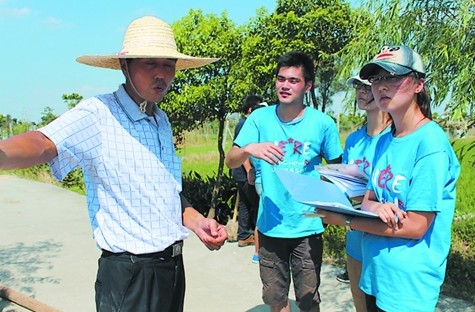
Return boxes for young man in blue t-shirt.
[226,51,342,312]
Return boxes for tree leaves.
[340,0,474,121]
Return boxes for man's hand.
[244,142,284,165]
[193,218,227,251]
[181,194,228,251]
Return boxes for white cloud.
[43,16,76,30]
[0,6,31,17]
[44,16,63,25]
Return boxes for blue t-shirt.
[360,121,460,312]
[234,105,343,238]
[344,125,390,261]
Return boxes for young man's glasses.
[352,82,371,90]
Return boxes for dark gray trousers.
[95,252,185,312]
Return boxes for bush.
[61,169,85,193]
[182,171,237,225]
[444,250,475,302]
[3,165,85,195]
[322,225,346,265]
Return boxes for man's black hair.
[276,51,315,84]
[241,95,263,114]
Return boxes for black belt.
[101,241,183,259]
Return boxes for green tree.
[237,0,355,111]
[38,106,57,127]
[12,121,34,135]
[339,0,474,128]
[163,3,356,217]
[162,10,243,218]
[0,114,6,138]
[62,93,83,109]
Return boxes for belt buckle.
[171,242,183,257]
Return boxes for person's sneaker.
[336,270,350,283]
[238,235,255,247]
[251,254,260,263]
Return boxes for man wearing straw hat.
[0,16,227,311]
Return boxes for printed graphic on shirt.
[275,137,314,173]
[353,156,371,176]
[372,164,408,211]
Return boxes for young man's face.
[275,66,312,106]
[122,58,176,103]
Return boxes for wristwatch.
[345,216,354,231]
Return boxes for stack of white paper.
[316,164,368,198]
[275,168,377,218]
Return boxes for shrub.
[322,225,346,265]
[4,165,85,195]
[444,250,475,302]
[61,169,85,193]
[182,171,237,225]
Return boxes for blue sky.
[0,0,277,122]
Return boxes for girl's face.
[352,82,376,111]
[369,69,423,114]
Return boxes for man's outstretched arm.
[0,131,57,169]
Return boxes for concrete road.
[0,175,473,311]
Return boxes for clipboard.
[275,168,378,218]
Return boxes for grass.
[177,129,232,177]
[452,138,475,216]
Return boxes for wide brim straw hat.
[76,16,219,71]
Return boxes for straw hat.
[76,16,219,70]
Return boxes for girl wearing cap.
[341,75,391,312]
[318,45,460,311]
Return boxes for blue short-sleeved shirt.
[360,121,460,311]
[344,125,390,261]
[234,105,343,238]
[39,85,189,254]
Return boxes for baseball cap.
[359,45,426,79]
[346,75,370,86]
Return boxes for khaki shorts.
[258,232,323,311]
